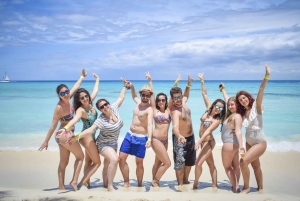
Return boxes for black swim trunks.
[172,134,196,170]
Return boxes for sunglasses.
[215,105,224,111]
[157,99,166,102]
[60,89,70,97]
[173,95,183,101]
[80,95,89,100]
[98,102,109,110]
[141,94,151,98]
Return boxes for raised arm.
[39,106,61,151]
[182,75,194,103]
[70,68,87,98]
[198,73,211,109]
[145,72,156,108]
[256,64,271,115]
[130,83,139,103]
[90,73,99,101]
[168,74,182,111]
[115,77,130,107]
[219,83,229,103]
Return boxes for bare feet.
[152,179,159,187]
[58,187,67,191]
[232,188,241,193]
[107,185,115,192]
[183,180,190,184]
[192,182,198,190]
[123,181,130,188]
[69,182,78,191]
[240,188,250,194]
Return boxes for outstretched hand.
[198,73,204,81]
[219,82,225,91]
[120,77,131,89]
[175,74,182,83]
[145,71,152,82]
[187,75,194,85]
[81,68,87,78]
[265,64,271,75]
[93,73,99,80]
[38,141,48,151]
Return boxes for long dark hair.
[73,88,92,111]
[236,91,255,116]
[155,92,168,110]
[56,84,68,100]
[204,99,226,130]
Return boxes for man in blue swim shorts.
[119,85,153,187]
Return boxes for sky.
[0,0,300,80]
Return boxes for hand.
[194,141,201,151]
[65,131,76,146]
[178,135,186,145]
[93,73,99,81]
[198,73,204,81]
[230,129,236,136]
[145,140,152,148]
[219,82,225,91]
[38,141,48,151]
[145,71,152,82]
[187,75,194,85]
[81,68,87,78]
[239,147,245,153]
[265,64,271,75]
[120,77,131,89]
[175,74,181,83]
[55,129,65,138]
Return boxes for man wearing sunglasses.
[119,85,153,188]
[170,76,196,186]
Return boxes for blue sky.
[0,0,299,80]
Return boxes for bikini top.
[200,111,213,128]
[154,115,171,124]
[60,104,74,122]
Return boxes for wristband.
[96,79,99,82]
[186,84,191,88]
[201,80,204,83]
[264,75,269,80]
[221,89,226,93]
[74,134,81,141]
[64,125,70,131]
[80,76,84,79]
[174,81,178,87]
[147,138,152,142]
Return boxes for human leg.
[240,141,267,193]
[222,143,239,191]
[135,157,144,187]
[151,140,171,187]
[119,152,130,187]
[193,141,213,189]
[102,158,109,188]
[183,166,192,184]
[58,144,70,190]
[101,148,119,191]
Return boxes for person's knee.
[165,160,171,169]
[110,157,119,166]
[59,160,69,168]
[207,163,215,170]
[240,159,249,168]
[251,163,260,171]
[136,160,144,169]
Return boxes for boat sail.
[0,72,10,83]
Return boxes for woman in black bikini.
[39,69,87,191]
[193,73,226,190]
[146,72,181,187]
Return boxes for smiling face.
[172,93,183,107]
[140,91,151,103]
[156,95,166,108]
[58,87,70,100]
[79,92,89,105]
[238,94,249,108]
[212,101,225,115]
[227,99,236,113]
[97,100,110,112]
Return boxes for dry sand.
[0,147,300,201]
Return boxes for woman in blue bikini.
[39,69,87,191]
[193,73,226,190]
[56,73,100,189]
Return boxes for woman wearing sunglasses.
[217,83,244,193]
[38,68,87,191]
[145,72,182,187]
[55,73,100,189]
[70,78,130,192]
[236,65,270,193]
[193,73,226,190]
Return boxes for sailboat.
[0,72,10,83]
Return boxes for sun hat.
[139,85,153,94]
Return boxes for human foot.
[240,188,250,194]
[123,181,130,188]
[192,182,198,190]
[70,182,78,191]
[183,180,190,184]
[107,185,115,192]
[152,179,159,187]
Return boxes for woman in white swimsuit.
[236,64,271,193]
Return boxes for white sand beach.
[0,146,300,201]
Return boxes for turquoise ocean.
[0,80,299,152]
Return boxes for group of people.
[39,64,271,194]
